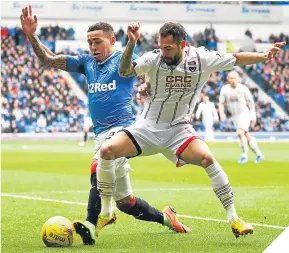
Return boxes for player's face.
[203,96,209,102]
[159,35,186,66]
[87,30,116,62]
[228,75,239,87]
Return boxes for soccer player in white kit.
[79,109,93,147]
[196,95,219,142]
[95,21,286,238]
[219,71,264,164]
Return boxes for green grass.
[2,141,289,253]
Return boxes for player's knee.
[237,129,245,138]
[100,144,115,159]
[200,153,215,168]
[116,194,136,213]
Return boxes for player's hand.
[20,5,38,37]
[127,22,141,44]
[266,42,286,61]
[220,114,226,122]
[250,119,256,126]
[137,82,151,99]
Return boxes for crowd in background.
[1,24,289,133]
[244,49,289,112]
[1,35,85,133]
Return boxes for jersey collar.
[97,51,117,65]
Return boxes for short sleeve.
[202,49,236,73]
[133,51,156,76]
[66,55,86,74]
[219,87,226,103]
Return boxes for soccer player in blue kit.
[20,5,191,246]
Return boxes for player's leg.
[79,119,92,147]
[73,159,118,245]
[114,173,191,234]
[178,138,253,237]
[97,132,139,220]
[237,128,248,164]
[245,132,264,163]
[97,123,158,226]
[204,120,214,142]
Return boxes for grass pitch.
[1,141,289,253]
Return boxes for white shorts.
[93,126,132,201]
[120,121,200,167]
[203,119,214,130]
[233,113,250,132]
[84,117,93,130]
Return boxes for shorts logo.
[88,80,116,93]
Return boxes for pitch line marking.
[1,193,286,230]
[263,226,289,253]
[4,185,289,195]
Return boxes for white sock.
[249,137,262,156]
[97,158,115,218]
[205,163,238,223]
[226,205,238,224]
[239,136,248,158]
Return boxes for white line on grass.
[4,185,288,195]
[2,193,286,230]
[263,226,289,253]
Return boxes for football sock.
[97,158,115,218]
[248,137,262,156]
[117,196,164,224]
[84,132,88,142]
[205,163,238,223]
[239,136,248,157]
[86,172,101,225]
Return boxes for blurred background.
[1,0,289,141]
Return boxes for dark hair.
[87,22,114,35]
[159,21,187,43]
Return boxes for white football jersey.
[196,101,219,122]
[133,46,236,127]
[219,83,253,116]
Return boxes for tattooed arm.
[29,34,67,70]
[119,22,141,77]
[20,5,67,70]
[119,41,137,77]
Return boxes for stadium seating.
[1,26,288,133]
[1,35,85,133]
[244,48,289,110]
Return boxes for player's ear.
[180,40,186,49]
[110,35,116,46]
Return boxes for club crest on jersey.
[188,60,197,72]
[88,80,116,93]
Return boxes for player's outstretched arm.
[20,5,67,70]
[218,102,226,122]
[234,42,286,66]
[119,22,141,77]
[28,34,67,70]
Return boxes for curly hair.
[159,21,187,43]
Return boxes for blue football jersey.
[66,51,136,135]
